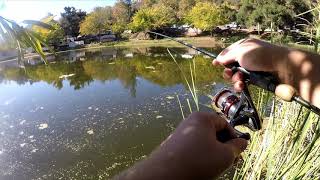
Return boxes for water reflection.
[0,46,226,179]
[0,47,224,95]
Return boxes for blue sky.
[0,0,116,23]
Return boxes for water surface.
[0,46,227,179]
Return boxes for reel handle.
[217,128,250,143]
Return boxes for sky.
[0,0,116,23]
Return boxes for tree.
[32,15,64,46]
[60,7,86,37]
[185,2,226,35]
[130,4,176,32]
[237,0,311,30]
[220,2,237,22]
[46,23,65,46]
[79,6,112,35]
[112,0,132,36]
[133,0,157,10]
[178,0,196,19]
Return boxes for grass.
[233,89,320,180]
[167,48,199,113]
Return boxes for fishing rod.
[148,31,320,140]
[148,31,320,115]
[148,31,218,58]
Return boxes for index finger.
[213,38,248,65]
[208,113,237,138]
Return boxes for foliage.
[112,0,132,36]
[60,7,86,37]
[177,0,196,19]
[220,2,237,22]
[80,6,112,35]
[133,0,157,10]
[237,0,311,30]
[46,23,65,46]
[130,4,176,32]
[294,2,320,52]
[185,2,227,32]
[237,0,289,29]
[112,23,127,38]
[32,15,65,45]
[0,16,51,63]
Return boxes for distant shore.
[1,36,316,63]
[0,36,224,62]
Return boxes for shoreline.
[0,36,224,62]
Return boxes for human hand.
[213,38,289,91]
[116,112,248,180]
[153,112,248,179]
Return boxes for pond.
[0,46,229,179]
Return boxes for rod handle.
[275,84,296,102]
[225,62,279,92]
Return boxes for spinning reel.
[212,62,265,142]
[212,86,261,142]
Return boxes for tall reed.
[233,89,320,180]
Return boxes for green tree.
[60,7,86,37]
[185,2,226,35]
[79,6,112,35]
[46,23,65,46]
[220,2,237,22]
[237,0,310,30]
[130,4,176,32]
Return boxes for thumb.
[225,138,248,156]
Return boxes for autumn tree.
[60,7,86,37]
[133,0,157,10]
[112,0,132,36]
[79,6,112,35]
[178,0,196,19]
[185,2,227,35]
[130,4,176,32]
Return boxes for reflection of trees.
[0,47,224,96]
[2,67,30,85]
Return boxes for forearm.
[277,48,320,108]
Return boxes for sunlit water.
[0,46,228,179]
